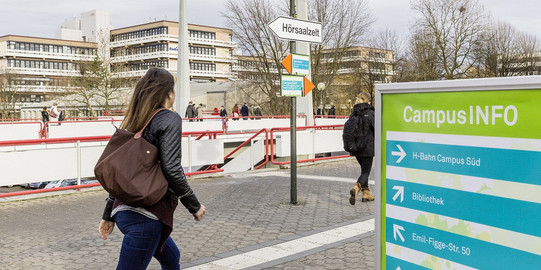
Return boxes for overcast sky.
[1,0,540,43]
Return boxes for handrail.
[0,135,112,147]
[223,128,268,160]
[0,183,102,198]
[269,125,349,165]
[314,115,349,119]
[0,166,224,198]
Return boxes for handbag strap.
[134,108,168,139]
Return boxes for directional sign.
[281,53,310,76]
[268,16,322,43]
[281,75,315,97]
[392,185,404,202]
[391,144,406,163]
[376,78,541,269]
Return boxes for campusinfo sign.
[281,53,310,76]
[280,75,314,97]
[268,16,322,43]
[375,77,541,270]
[280,53,315,97]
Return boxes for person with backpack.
[342,92,375,205]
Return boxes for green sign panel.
[376,79,541,269]
[281,75,305,97]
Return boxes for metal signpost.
[270,0,321,204]
[375,77,541,269]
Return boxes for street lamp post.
[317,82,325,107]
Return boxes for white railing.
[189,54,235,63]
[0,136,224,186]
[1,49,95,61]
[110,51,177,63]
[188,37,236,48]
[110,34,236,48]
[110,51,235,64]
[4,67,81,77]
[110,34,177,47]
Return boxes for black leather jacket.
[102,109,200,220]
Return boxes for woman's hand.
[193,205,206,221]
[99,220,115,240]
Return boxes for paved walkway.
[0,158,376,269]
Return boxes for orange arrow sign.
[304,77,315,96]
[281,54,292,74]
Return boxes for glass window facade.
[189,30,216,40]
[189,46,216,55]
[111,27,168,42]
[6,41,96,55]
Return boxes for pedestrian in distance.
[196,103,204,122]
[185,101,196,122]
[328,102,336,118]
[49,102,60,123]
[343,92,375,205]
[219,106,227,117]
[232,103,240,120]
[240,102,249,120]
[41,106,49,138]
[98,68,206,270]
[316,104,323,116]
[253,105,262,118]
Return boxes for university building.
[0,10,237,118]
[110,21,235,83]
[0,35,97,105]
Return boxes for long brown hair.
[121,68,175,132]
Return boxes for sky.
[1,0,540,43]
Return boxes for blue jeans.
[115,210,180,270]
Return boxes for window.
[112,27,167,42]
[189,62,216,71]
[189,30,216,40]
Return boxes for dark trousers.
[355,156,373,189]
[115,210,180,270]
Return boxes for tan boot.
[349,183,361,205]
[362,188,375,202]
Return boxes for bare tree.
[309,0,374,105]
[517,33,541,76]
[224,0,290,115]
[406,27,443,81]
[411,0,488,79]
[0,71,17,119]
[69,30,131,116]
[224,0,374,114]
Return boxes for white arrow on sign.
[393,224,405,242]
[268,16,322,43]
[391,145,407,163]
[392,185,404,202]
[397,267,402,270]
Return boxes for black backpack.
[342,112,368,155]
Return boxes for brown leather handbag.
[94,108,168,206]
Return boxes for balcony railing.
[115,69,234,79]
[110,51,235,64]
[4,85,78,93]
[189,54,235,63]
[110,51,177,63]
[110,34,236,48]
[4,67,81,77]
[1,49,96,61]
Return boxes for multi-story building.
[235,46,395,83]
[0,35,97,104]
[110,21,236,82]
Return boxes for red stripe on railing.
[0,183,101,198]
[269,125,348,165]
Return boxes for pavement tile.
[0,158,375,269]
